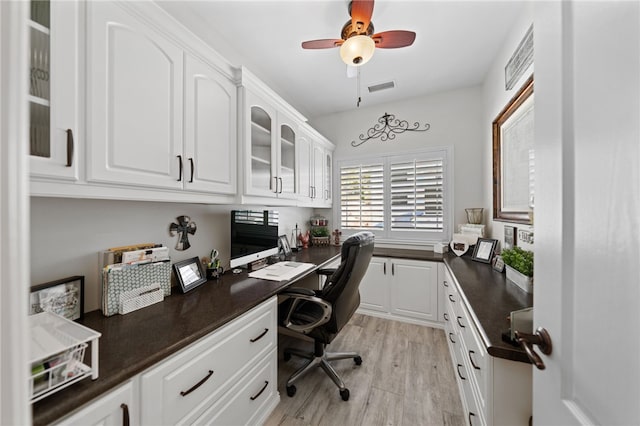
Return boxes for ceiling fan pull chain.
[357,67,362,107]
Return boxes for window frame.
[335,147,453,246]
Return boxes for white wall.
[30,197,312,313]
[481,3,535,252]
[311,86,485,241]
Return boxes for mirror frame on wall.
[492,75,534,224]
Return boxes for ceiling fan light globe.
[339,35,375,66]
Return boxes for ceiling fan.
[301,0,416,67]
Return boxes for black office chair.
[278,231,374,401]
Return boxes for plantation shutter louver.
[390,159,444,230]
[340,163,384,230]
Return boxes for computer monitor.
[229,210,279,269]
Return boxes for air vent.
[368,81,395,93]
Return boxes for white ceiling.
[157,0,528,119]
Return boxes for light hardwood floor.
[265,314,465,426]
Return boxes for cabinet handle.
[278,177,283,193]
[189,157,194,183]
[383,263,386,275]
[448,332,456,344]
[180,369,214,397]
[448,294,456,303]
[443,280,449,287]
[391,263,395,275]
[443,312,449,321]
[469,350,481,370]
[65,129,74,167]
[311,185,315,198]
[325,189,329,200]
[120,403,130,426]
[250,328,269,343]
[456,316,465,328]
[469,412,476,426]
[250,380,269,401]
[456,363,466,380]
[177,155,183,181]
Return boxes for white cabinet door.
[29,0,79,181]
[312,143,324,205]
[390,258,438,321]
[86,1,183,189]
[296,128,312,203]
[243,89,277,197]
[57,381,136,426]
[184,54,236,194]
[359,257,389,312]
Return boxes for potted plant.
[310,226,330,246]
[500,246,533,293]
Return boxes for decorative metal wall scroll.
[351,112,430,147]
[169,215,197,250]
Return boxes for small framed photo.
[30,276,84,321]
[493,255,506,272]
[173,257,207,293]
[278,234,292,257]
[504,225,517,250]
[471,238,499,264]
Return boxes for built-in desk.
[32,246,341,426]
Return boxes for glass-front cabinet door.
[250,105,274,194]
[324,150,333,204]
[28,0,79,180]
[278,122,296,197]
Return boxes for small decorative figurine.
[298,230,310,249]
[332,229,342,246]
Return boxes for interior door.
[531,2,640,423]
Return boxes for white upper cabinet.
[183,54,237,194]
[28,0,80,181]
[85,1,236,196]
[297,126,334,208]
[86,1,184,190]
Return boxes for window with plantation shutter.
[340,163,384,230]
[338,148,451,243]
[390,159,444,231]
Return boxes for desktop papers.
[248,262,315,282]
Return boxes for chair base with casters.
[283,340,362,401]
[278,231,375,402]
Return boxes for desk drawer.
[141,297,277,425]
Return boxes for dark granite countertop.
[443,253,533,363]
[32,246,341,426]
[373,246,445,262]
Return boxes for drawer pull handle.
[443,312,449,321]
[448,294,455,303]
[180,370,214,397]
[456,363,466,380]
[456,316,465,328]
[120,403,130,426]
[250,328,269,343]
[469,412,476,426]
[250,380,269,401]
[448,332,456,344]
[66,129,74,167]
[469,350,481,370]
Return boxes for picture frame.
[493,75,534,224]
[173,257,207,293]
[278,234,292,257]
[471,238,499,264]
[30,276,84,321]
[504,225,517,250]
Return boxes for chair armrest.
[316,268,337,277]
[280,293,332,334]
[280,287,316,297]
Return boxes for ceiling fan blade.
[372,30,416,48]
[350,0,374,34]
[301,39,344,49]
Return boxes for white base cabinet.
[55,381,136,426]
[442,266,532,426]
[55,297,279,426]
[358,257,440,326]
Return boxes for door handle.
[515,327,552,370]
